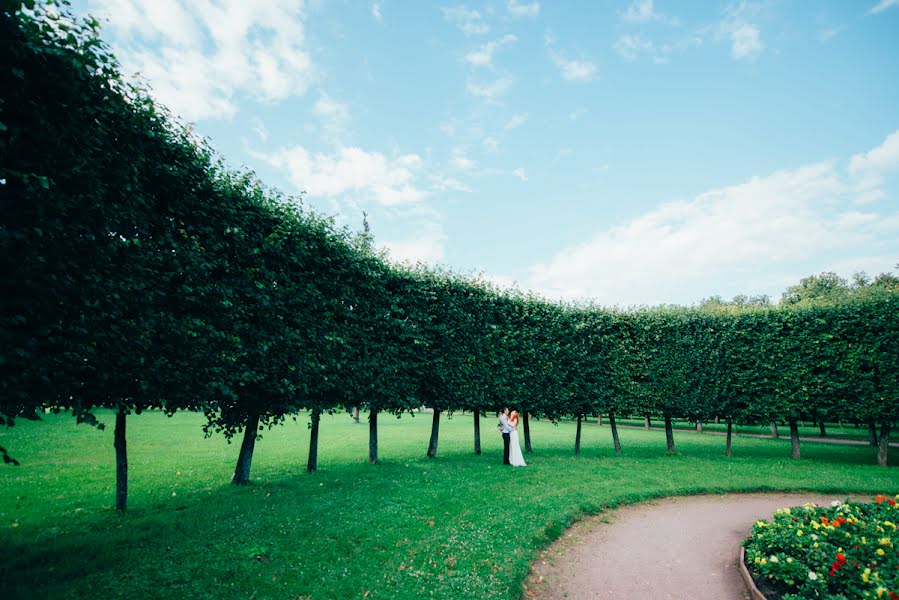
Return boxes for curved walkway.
[525,493,860,600]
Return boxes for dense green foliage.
[1,1,897,511]
[1,411,897,600]
[744,496,899,599]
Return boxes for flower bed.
[743,495,899,599]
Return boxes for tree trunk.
[473,410,481,455]
[609,411,622,454]
[523,411,532,453]
[725,418,733,458]
[114,409,127,511]
[369,409,379,464]
[789,417,801,459]
[352,406,360,424]
[770,422,779,439]
[869,419,879,446]
[715,416,720,424]
[644,414,651,430]
[597,414,603,426]
[307,409,320,473]
[664,414,675,454]
[427,408,440,458]
[818,420,826,437]
[232,413,260,485]
[696,421,703,433]
[575,414,582,455]
[877,422,891,467]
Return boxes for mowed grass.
[1,410,897,600]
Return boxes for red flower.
[890,499,897,506]
[876,494,887,504]
[836,553,846,562]
[889,592,898,600]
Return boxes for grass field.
[1,410,896,599]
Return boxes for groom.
[498,407,511,465]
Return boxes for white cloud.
[729,23,763,60]
[513,167,528,181]
[507,0,540,18]
[312,93,350,142]
[431,175,472,193]
[88,0,314,121]
[261,145,427,206]
[505,113,527,130]
[313,94,348,120]
[848,129,899,204]
[479,270,518,289]
[869,0,899,14]
[441,5,490,35]
[452,154,477,170]
[849,130,899,175]
[620,0,677,25]
[818,26,845,43]
[464,34,517,68]
[551,52,598,82]
[466,76,514,103]
[614,34,653,61]
[622,0,654,23]
[482,136,500,152]
[380,221,447,264]
[528,134,899,306]
[371,1,383,21]
[546,35,597,82]
[250,117,269,143]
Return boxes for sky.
[71,0,899,307]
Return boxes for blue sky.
[74,0,899,306]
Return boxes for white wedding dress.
[509,427,527,467]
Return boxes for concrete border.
[739,547,768,600]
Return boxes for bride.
[508,410,527,467]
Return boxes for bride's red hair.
[510,410,519,423]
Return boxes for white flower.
[808,571,818,580]
[831,500,842,507]
[770,555,779,563]
[811,534,819,541]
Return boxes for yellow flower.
[797,530,803,537]
[862,536,867,545]
[879,538,891,546]
[876,548,885,556]
[761,558,767,565]
[786,557,793,564]
[877,587,887,598]
[755,557,760,564]
[813,542,819,548]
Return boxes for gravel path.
[525,493,859,600]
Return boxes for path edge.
[739,547,768,600]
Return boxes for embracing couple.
[498,407,526,467]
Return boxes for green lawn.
[1,410,896,600]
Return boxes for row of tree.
[2,3,897,512]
